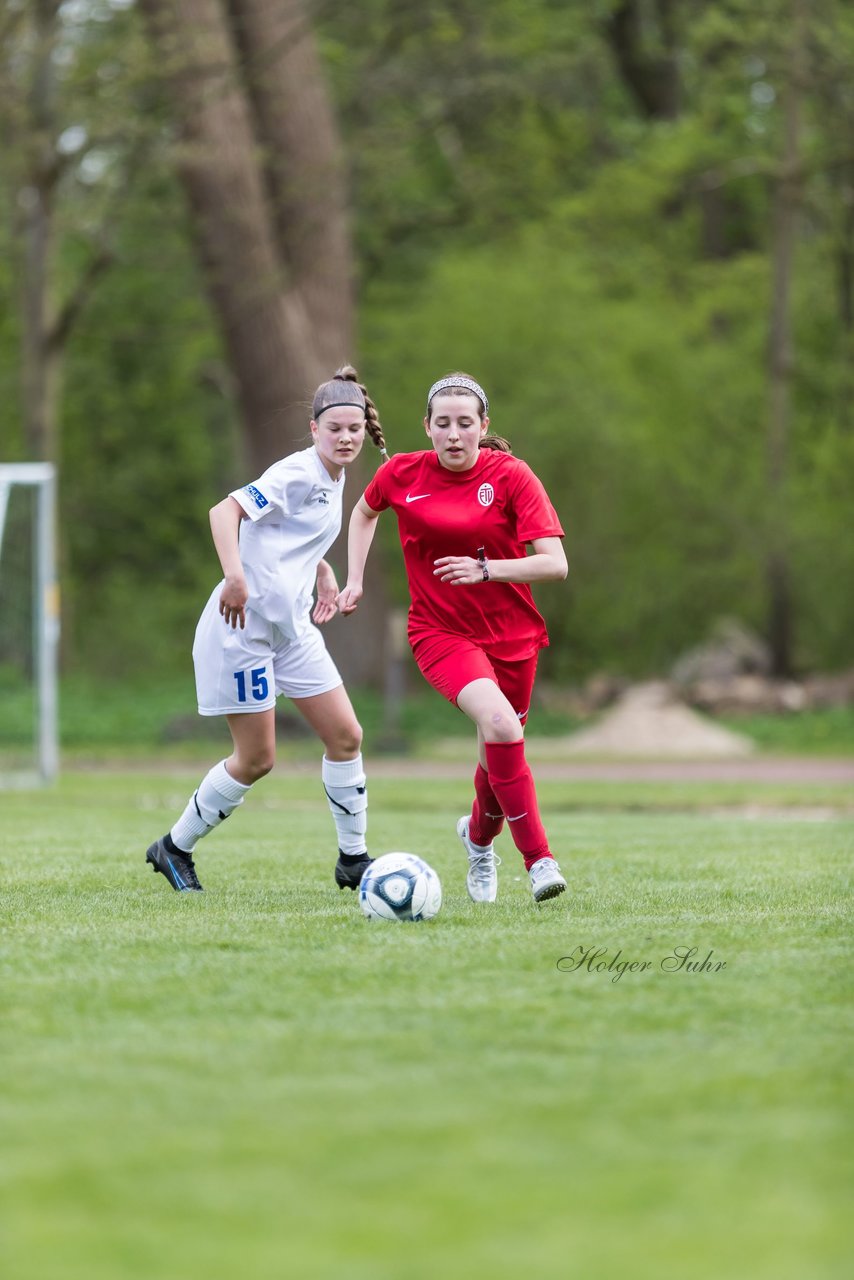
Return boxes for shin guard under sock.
[322,754,368,856]
[469,763,505,846]
[484,740,551,870]
[171,760,251,853]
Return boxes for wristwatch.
[477,547,490,582]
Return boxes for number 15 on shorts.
[233,667,269,703]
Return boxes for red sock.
[469,764,505,845]
[484,740,551,870]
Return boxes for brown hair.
[313,365,389,459]
[336,366,387,457]
[427,371,512,453]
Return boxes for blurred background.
[1,0,853,757]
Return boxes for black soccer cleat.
[334,851,373,891]
[146,835,204,893]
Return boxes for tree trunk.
[224,0,354,369]
[140,0,319,472]
[765,0,808,677]
[139,0,387,686]
[840,199,853,334]
[837,176,854,430]
[20,0,62,463]
[604,0,681,121]
[21,183,61,463]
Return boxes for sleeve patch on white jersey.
[243,484,269,510]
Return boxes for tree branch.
[47,245,114,353]
[692,149,854,194]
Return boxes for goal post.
[0,463,59,785]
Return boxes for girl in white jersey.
[145,366,387,894]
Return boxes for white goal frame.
[0,463,59,785]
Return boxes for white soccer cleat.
[529,856,567,903]
[456,816,500,904]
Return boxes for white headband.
[427,376,489,415]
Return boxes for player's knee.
[328,719,362,758]
[482,711,522,743]
[243,749,275,782]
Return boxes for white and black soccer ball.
[359,852,442,923]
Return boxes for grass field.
[2,769,851,1280]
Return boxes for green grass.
[4,671,854,755]
[717,705,854,756]
[1,771,851,1280]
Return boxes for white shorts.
[192,587,343,715]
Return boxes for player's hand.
[313,571,339,625]
[338,583,363,615]
[433,556,483,585]
[219,575,249,629]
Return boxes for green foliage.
[1,0,853,686]
[363,212,851,678]
[322,0,616,275]
[59,163,238,676]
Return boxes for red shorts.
[412,633,539,724]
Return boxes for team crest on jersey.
[477,482,495,507]
[243,484,269,510]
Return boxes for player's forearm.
[209,497,247,583]
[346,506,379,587]
[487,551,568,584]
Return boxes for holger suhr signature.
[557,945,727,983]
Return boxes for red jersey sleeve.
[510,459,565,543]
[361,458,396,512]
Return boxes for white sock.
[322,754,368,856]
[171,760,251,853]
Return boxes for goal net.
[0,464,59,786]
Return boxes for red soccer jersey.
[362,449,565,661]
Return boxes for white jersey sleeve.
[231,457,314,523]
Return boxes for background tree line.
[0,0,852,689]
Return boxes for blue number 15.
[234,667,269,703]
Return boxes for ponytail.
[333,364,389,461]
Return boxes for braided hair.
[330,360,391,460]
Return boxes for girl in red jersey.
[338,373,568,904]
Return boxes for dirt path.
[67,752,854,789]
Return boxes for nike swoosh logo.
[405,493,431,503]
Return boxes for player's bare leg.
[291,685,372,890]
[456,679,566,902]
[225,708,277,783]
[290,684,362,760]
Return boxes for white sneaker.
[456,816,500,903]
[529,856,567,903]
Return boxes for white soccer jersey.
[230,446,344,638]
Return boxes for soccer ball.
[359,852,442,923]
